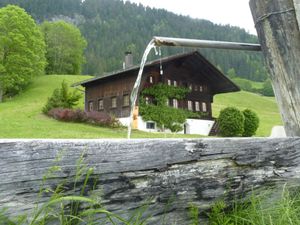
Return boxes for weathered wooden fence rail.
[1,138,300,224]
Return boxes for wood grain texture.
[250,0,300,136]
[1,138,300,224]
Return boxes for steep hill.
[0,75,281,138]
[0,0,268,81]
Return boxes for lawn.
[0,75,201,138]
[0,75,282,138]
[213,91,282,136]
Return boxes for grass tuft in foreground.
[207,184,300,225]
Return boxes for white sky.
[126,0,257,35]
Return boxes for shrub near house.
[44,81,120,128]
[218,107,259,137]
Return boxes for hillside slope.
[213,92,282,136]
[0,75,281,138]
[0,75,201,138]
[0,0,267,81]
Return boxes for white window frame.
[88,101,93,111]
[202,102,207,112]
[195,101,200,111]
[98,99,104,110]
[173,99,178,108]
[188,100,193,111]
[123,95,129,106]
[149,76,153,83]
[174,80,177,87]
[167,79,172,86]
[111,97,117,108]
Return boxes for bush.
[260,79,274,96]
[47,108,121,128]
[242,109,259,137]
[43,80,81,113]
[218,107,245,137]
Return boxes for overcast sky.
[126,0,257,35]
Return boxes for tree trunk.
[249,0,300,136]
[1,138,300,224]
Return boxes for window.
[111,97,117,108]
[98,99,104,110]
[146,122,155,129]
[149,76,153,83]
[194,85,198,91]
[145,96,150,105]
[173,99,178,108]
[167,79,172,86]
[189,84,193,90]
[199,85,203,92]
[195,101,200,111]
[202,102,207,112]
[123,95,129,106]
[174,80,177,87]
[88,101,93,111]
[188,100,193,111]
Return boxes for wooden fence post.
[250,0,300,136]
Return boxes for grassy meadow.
[0,75,282,138]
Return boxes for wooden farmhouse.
[75,51,240,135]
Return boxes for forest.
[0,0,268,81]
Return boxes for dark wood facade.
[76,51,240,119]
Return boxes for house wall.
[84,60,216,120]
[143,63,214,119]
[119,116,214,136]
[84,72,137,118]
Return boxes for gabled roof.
[73,51,240,95]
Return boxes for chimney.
[123,51,133,69]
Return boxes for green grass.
[208,184,300,225]
[232,77,264,89]
[213,91,282,137]
[0,75,282,138]
[0,75,201,138]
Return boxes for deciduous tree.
[41,21,87,75]
[0,5,46,100]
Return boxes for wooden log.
[249,0,300,136]
[0,138,300,224]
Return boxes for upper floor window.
[202,102,207,112]
[149,76,153,84]
[98,99,104,110]
[88,101,93,112]
[111,97,117,108]
[123,95,129,106]
[174,80,177,87]
[188,100,193,111]
[195,101,200,111]
[199,85,203,92]
[173,99,178,108]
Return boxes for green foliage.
[242,109,259,137]
[208,185,300,225]
[41,20,87,75]
[0,5,46,98]
[232,78,253,92]
[140,84,197,132]
[43,80,81,113]
[218,107,245,137]
[261,79,275,97]
[0,0,268,81]
[227,68,237,79]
